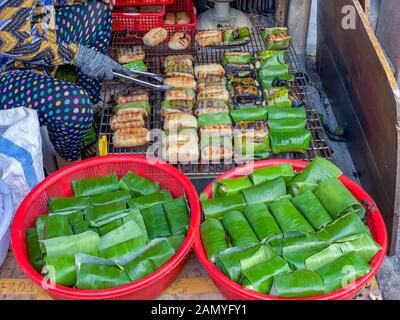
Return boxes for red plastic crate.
[112,5,166,32]
[163,0,197,37]
[114,0,174,6]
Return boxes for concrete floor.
[305,56,400,300]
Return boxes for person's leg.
[0,70,93,162]
[56,1,112,104]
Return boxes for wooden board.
[317,0,400,254]
[0,250,382,300]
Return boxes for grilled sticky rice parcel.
[114,101,151,118]
[114,90,149,104]
[161,100,194,116]
[168,32,192,50]
[197,75,227,89]
[164,88,196,101]
[197,86,229,102]
[200,138,233,162]
[200,124,233,138]
[163,76,197,89]
[164,65,194,77]
[194,64,225,80]
[234,121,269,141]
[162,142,199,163]
[229,77,258,86]
[113,131,149,148]
[163,113,198,130]
[232,84,261,97]
[195,99,229,116]
[163,128,199,145]
[195,30,223,47]
[116,46,145,64]
[164,55,194,68]
[110,114,145,131]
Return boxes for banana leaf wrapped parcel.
[163,197,190,235]
[241,177,286,205]
[141,203,171,239]
[269,129,311,154]
[243,203,281,241]
[127,190,172,210]
[43,256,77,286]
[48,196,91,213]
[72,173,119,197]
[212,176,253,198]
[260,27,292,50]
[201,219,230,263]
[90,190,131,206]
[201,193,247,220]
[250,163,295,185]
[119,171,160,196]
[222,211,259,247]
[27,227,43,272]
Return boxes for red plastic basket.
[11,155,200,300]
[163,0,197,37]
[193,159,388,300]
[114,0,174,6]
[112,5,166,32]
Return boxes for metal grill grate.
[99,28,332,177]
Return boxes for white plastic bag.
[0,107,45,214]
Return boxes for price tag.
[98,135,108,157]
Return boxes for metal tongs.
[113,69,172,91]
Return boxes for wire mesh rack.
[99,28,332,178]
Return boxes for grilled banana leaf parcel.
[222,211,259,247]
[90,190,131,206]
[27,227,43,272]
[201,219,229,263]
[98,236,148,260]
[270,129,311,154]
[223,27,251,44]
[48,196,91,213]
[123,60,147,72]
[260,27,292,50]
[315,179,366,219]
[250,163,295,185]
[243,203,281,241]
[282,242,329,270]
[264,88,292,108]
[99,220,145,251]
[230,106,268,123]
[269,198,314,234]
[118,238,176,282]
[291,190,333,230]
[141,203,171,239]
[215,243,275,282]
[84,202,127,226]
[41,230,100,258]
[271,270,324,298]
[119,171,160,197]
[75,254,130,290]
[222,52,252,65]
[43,214,73,240]
[197,112,232,127]
[268,119,306,131]
[316,212,369,242]
[258,65,294,90]
[212,176,253,198]
[161,99,194,116]
[241,177,286,206]
[72,173,119,197]
[163,197,190,235]
[288,156,342,187]
[256,50,285,67]
[315,251,371,293]
[241,255,291,294]
[114,100,151,115]
[43,256,76,286]
[127,190,172,210]
[268,106,306,120]
[201,193,247,220]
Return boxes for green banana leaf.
[264,88,292,108]
[43,214,73,240]
[201,193,247,220]
[268,106,307,120]
[43,256,76,286]
[234,135,271,159]
[212,176,253,198]
[258,64,290,79]
[72,173,119,197]
[260,27,291,50]
[315,251,371,293]
[67,211,91,234]
[36,215,48,254]
[123,60,147,72]
[243,203,281,241]
[163,197,190,235]
[99,220,145,251]
[288,157,342,187]
[241,255,291,294]
[118,238,176,282]
[201,219,230,263]
[269,198,314,234]
[291,190,333,230]
[270,129,311,154]
[84,202,127,226]
[316,213,369,242]
[271,270,324,298]
[314,179,366,219]
[165,234,186,252]
[241,177,286,205]
[119,171,160,197]
[230,107,268,123]
[288,182,319,196]
[27,227,43,273]
[98,218,124,236]
[222,211,259,247]
[75,254,130,290]
[216,243,275,282]
[282,241,329,270]
[222,52,252,65]
[114,101,151,115]
[223,27,251,43]
[98,236,148,260]
[269,234,321,255]
[250,163,295,185]
[268,119,307,131]
[141,203,171,239]
[48,196,91,213]
[257,50,285,67]
[90,190,131,206]
[41,230,100,258]
[127,190,172,210]
[197,112,232,127]
[122,208,148,240]
[259,74,294,90]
